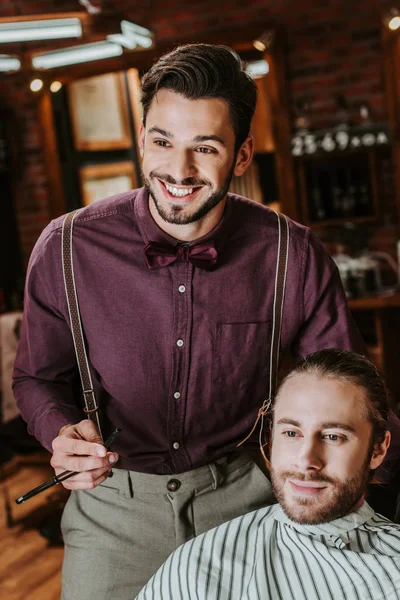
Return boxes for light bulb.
[50,81,62,93]
[30,78,43,92]
[389,15,400,30]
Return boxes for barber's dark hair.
[277,349,388,448]
[141,43,257,152]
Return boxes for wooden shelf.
[348,290,400,310]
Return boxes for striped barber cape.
[136,502,400,600]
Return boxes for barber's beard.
[271,455,371,525]
[143,162,235,225]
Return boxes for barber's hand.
[51,419,119,490]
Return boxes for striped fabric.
[136,503,400,600]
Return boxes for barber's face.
[270,373,389,524]
[139,89,252,229]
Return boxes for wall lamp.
[253,30,275,52]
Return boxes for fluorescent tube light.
[246,59,270,79]
[32,41,123,69]
[107,34,137,50]
[120,20,152,38]
[0,54,21,71]
[107,20,153,50]
[130,33,153,49]
[0,18,82,43]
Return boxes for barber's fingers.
[68,419,104,444]
[52,451,118,474]
[52,419,105,457]
[58,465,113,491]
[59,419,103,443]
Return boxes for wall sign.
[291,124,390,157]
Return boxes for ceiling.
[0,0,275,45]
[0,0,276,79]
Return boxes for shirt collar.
[134,186,235,249]
[273,502,375,549]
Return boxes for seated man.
[136,349,400,600]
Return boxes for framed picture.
[68,72,131,151]
[127,67,144,163]
[79,162,137,206]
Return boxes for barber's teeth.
[165,184,194,197]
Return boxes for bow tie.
[143,241,218,271]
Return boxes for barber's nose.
[293,439,323,472]
[168,150,196,182]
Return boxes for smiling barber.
[13,44,366,600]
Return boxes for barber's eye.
[197,147,215,154]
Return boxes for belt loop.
[208,463,219,490]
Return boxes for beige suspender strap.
[238,210,290,464]
[61,210,103,439]
[268,210,290,402]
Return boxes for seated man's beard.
[270,455,371,525]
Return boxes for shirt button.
[178,285,186,293]
[167,479,181,492]
[176,339,184,347]
[173,442,180,450]
[174,391,181,399]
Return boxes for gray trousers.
[60,450,274,600]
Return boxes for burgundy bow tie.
[143,241,218,271]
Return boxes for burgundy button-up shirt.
[13,188,366,474]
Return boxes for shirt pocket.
[213,321,271,396]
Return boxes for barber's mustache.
[150,171,211,188]
[280,471,335,485]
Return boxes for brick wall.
[0,0,395,265]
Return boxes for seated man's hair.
[141,43,258,152]
[279,349,389,447]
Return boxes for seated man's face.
[270,373,389,525]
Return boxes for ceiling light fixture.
[389,15,400,30]
[50,81,63,92]
[0,18,82,44]
[246,59,270,79]
[384,7,400,31]
[0,54,21,72]
[107,20,153,50]
[32,41,123,69]
[30,78,44,92]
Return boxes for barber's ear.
[369,431,391,471]
[233,136,254,177]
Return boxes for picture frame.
[79,162,137,206]
[68,72,131,151]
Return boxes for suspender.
[238,210,289,466]
[61,209,103,439]
[61,208,290,453]
[269,211,289,400]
